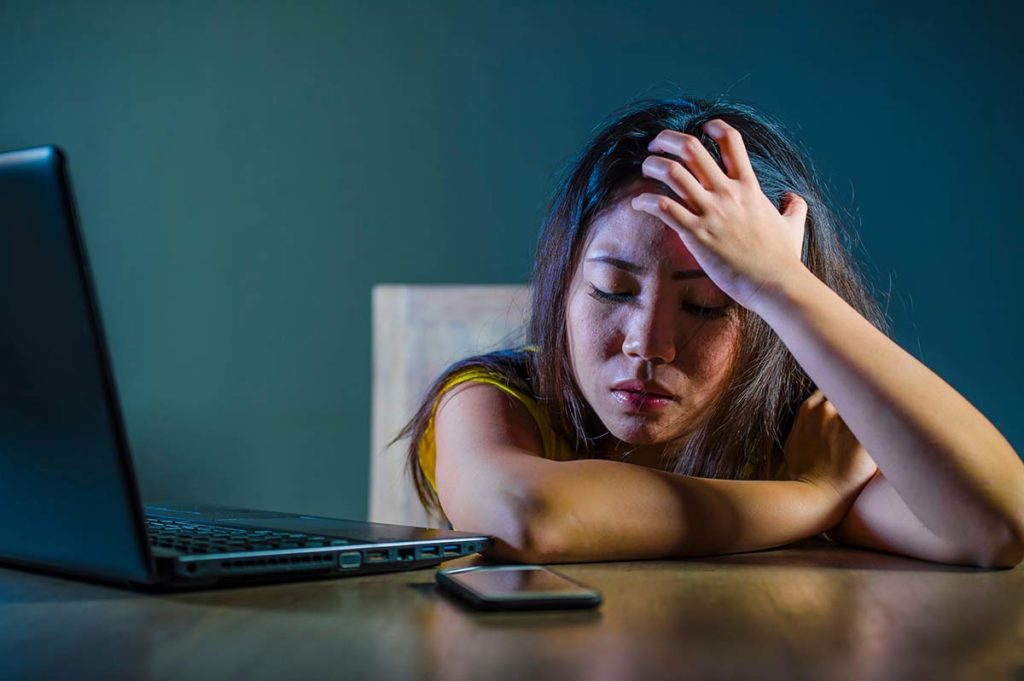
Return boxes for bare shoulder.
[434,381,545,458]
[432,381,549,528]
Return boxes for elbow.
[495,490,568,564]
[518,504,569,563]
[970,518,1024,569]
[482,517,566,564]
[452,482,568,564]
[973,542,1023,570]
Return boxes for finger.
[782,192,809,259]
[647,130,729,191]
[801,389,827,412]
[703,119,758,185]
[641,156,712,215]
[783,192,808,219]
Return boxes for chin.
[605,421,676,445]
[597,406,693,444]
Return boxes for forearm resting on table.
[471,458,837,564]
[754,266,1024,563]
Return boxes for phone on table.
[435,565,602,611]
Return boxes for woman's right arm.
[433,382,844,564]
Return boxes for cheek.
[681,325,741,385]
[567,297,620,361]
[566,296,619,393]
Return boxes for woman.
[395,96,1024,568]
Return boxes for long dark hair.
[394,95,892,523]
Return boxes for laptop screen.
[0,146,152,584]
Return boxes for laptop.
[0,145,492,590]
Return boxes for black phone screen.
[436,565,602,610]
[451,566,592,596]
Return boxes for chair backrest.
[370,284,532,528]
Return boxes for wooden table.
[1,540,1020,680]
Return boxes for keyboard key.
[145,516,330,555]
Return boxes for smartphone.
[435,565,602,611]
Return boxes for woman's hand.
[631,118,808,314]
[783,389,880,526]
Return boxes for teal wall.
[1,1,1020,521]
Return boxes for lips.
[610,379,677,400]
[610,379,676,413]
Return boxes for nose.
[622,294,677,365]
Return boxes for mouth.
[610,380,677,400]
[609,388,676,412]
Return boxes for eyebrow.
[586,256,708,280]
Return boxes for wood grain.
[1,543,1019,679]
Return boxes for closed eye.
[588,285,633,303]
[587,284,730,320]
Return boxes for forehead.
[583,179,702,272]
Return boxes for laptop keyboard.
[146,516,351,555]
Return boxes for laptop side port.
[366,550,389,563]
[419,546,440,559]
[442,544,460,557]
[397,547,415,561]
[339,552,362,569]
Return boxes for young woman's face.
[566,178,742,450]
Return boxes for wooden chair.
[370,285,531,528]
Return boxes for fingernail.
[704,121,723,138]
[643,156,667,172]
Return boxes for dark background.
[1,0,1020,521]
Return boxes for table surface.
[1,540,1021,680]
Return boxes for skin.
[435,117,1023,568]
[628,117,1024,565]
[565,177,742,467]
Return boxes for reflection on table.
[0,540,1019,679]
